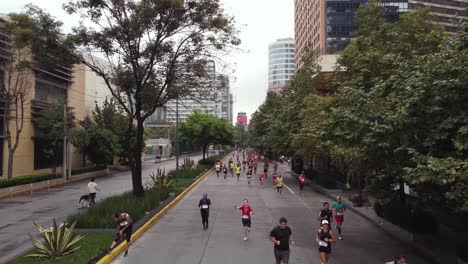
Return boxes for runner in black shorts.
[316,220,336,264]
[109,212,133,257]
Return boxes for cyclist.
[236,164,242,181]
[215,161,221,178]
[276,175,284,197]
[332,196,348,240]
[316,220,336,264]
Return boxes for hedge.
[0,173,60,189]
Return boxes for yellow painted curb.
[97,167,214,264]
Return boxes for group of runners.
[206,149,356,264]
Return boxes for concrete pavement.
[0,154,203,264]
[112,158,428,264]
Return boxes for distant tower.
[236,112,248,126]
[268,38,295,93]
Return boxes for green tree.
[234,123,248,148]
[59,0,239,196]
[179,112,233,160]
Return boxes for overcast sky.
[0,0,294,122]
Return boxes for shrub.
[71,166,106,176]
[0,173,60,189]
[145,169,175,190]
[168,163,210,179]
[28,219,83,259]
[68,188,171,229]
[374,198,438,234]
[198,155,223,166]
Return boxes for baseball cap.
[322,220,329,225]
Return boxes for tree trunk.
[202,144,207,160]
[131,119,145,197]
[7,150,14,179]
[82,152,86,168]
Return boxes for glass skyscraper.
[268,38,295,93]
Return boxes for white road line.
[284,184,295,195]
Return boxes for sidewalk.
[0,168,111,199]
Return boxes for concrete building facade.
[268,38,295,93]
[236,112,247,126]
[408,0,468,33]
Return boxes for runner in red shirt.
[235,199,253,241]
[298,171,306,196]
[259,171,265,188]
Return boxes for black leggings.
[201,209,209,226]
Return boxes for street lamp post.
[175,97,179,179]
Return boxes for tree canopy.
[179,112,233,159]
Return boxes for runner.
[242,159,246,170]
[276,175,284,197]
[199,193,211,229]
[272,171,277,187]
[235,199,253,241]
[385,255,407,264]
[108,212,133,257]
[229,161,235,177]
[298,171,306,195]
[273,161,278,174]
[318,202,333,228]
[259,170,265,188]
[215,161,221,178]
[253,161,258,174]
[246,168,253,187]
[332,196,348,240]
[270,217,295,264]
[223,165,228,180]
[236,164,242,181]
[316,220,336,264]
[264,161,269,179]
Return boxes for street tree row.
[249,1,467,213]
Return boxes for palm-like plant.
[180,158,196,171]
[28,219,83,258]
[145,168,175,190]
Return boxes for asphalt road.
[0,154,203,264]
[112,157,428,264]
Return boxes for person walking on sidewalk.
[235,199,253,241]
[332,196,348,240]
[87,178,101,206]
[276,175,284,197]
[385,255,407,264]
[108,212,133,257]
[199,193,211,229]
[316,220,336,264]
[298,171,306,196]
[270,217,295,264]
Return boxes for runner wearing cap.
[235,199,253,241]
[199,193,211,229]
[316,219,336,264]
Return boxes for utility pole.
[175,97,179,179]
[63,102,68,180]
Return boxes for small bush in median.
[68,188,171,229]
[28,219,83,259]
[145,169,175,190]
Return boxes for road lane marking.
[284,184,295,195]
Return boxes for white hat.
[321,220,329,225]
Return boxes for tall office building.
[236,112,248,126]
[268,38,295,93]
[164,61,217,123]
[408,0,468,33]
[294,0,409,69]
